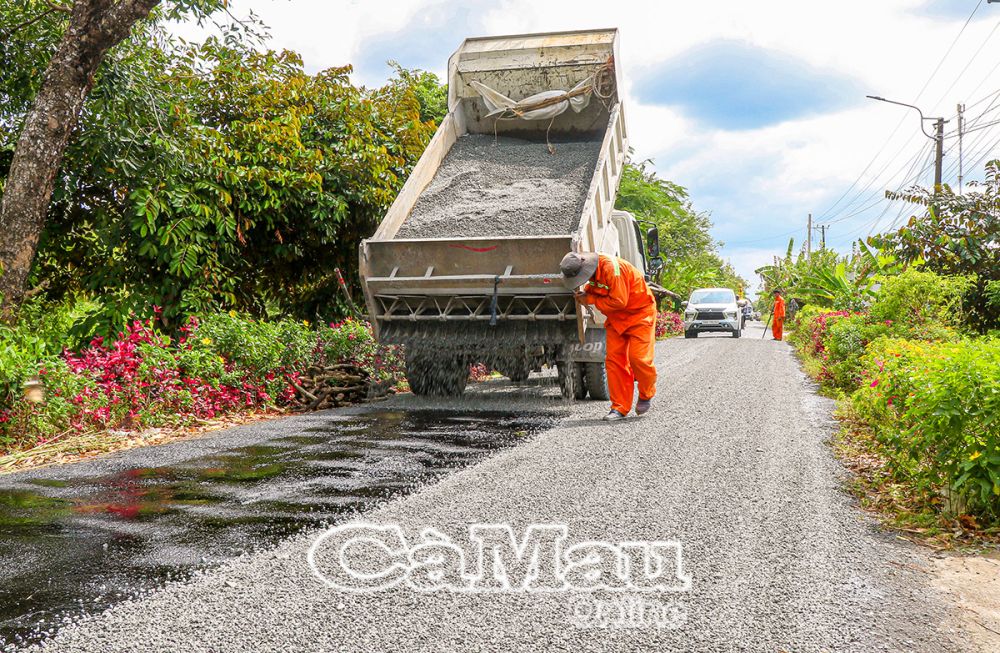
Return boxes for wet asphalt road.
[7,323,970,651]
[0,411,556,649]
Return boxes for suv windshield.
[689,290,735,304]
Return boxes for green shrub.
[824,315,876,390]
[316,319,405,385]
[869,269,973,329]
[853,337,1000,519]
[1,311,405,454]
[190,312,314,393]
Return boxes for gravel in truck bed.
[394,134,602,239]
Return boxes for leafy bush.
[869,269,973,330]
[853,338,1000,519]
[655,311,684,339]
[316,319,404,386]
[0,313,403,453]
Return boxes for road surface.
[24,323,969,652]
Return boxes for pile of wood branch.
[289,363,394,412]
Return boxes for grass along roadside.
[0,409,287,474]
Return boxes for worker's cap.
[559,251,599,289]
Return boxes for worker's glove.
[572,288,587,301]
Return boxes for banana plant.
[797,260,876,310]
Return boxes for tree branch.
[0,7,60,38]
[44,1,72,14]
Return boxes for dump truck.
[359,28,663,399]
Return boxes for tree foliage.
[872,160,1000,330]
[2,9,437,332]
[616,160,746,301]
[0,0,234,320]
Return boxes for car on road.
[682,288,744,338]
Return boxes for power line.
[824,140,937,248]
[926,14,1000,113]
[813,0,985,223]
[723,227,806,247]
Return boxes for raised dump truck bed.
[360,29,655,399]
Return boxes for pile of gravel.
[395,135,602,239]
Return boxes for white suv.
[682,288,744,338]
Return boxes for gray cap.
[559,251,599,289]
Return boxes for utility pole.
[957,103,965,194]
[934,117,945,192]
[819,225,828,250]
[867,95,948,198]
[806,213,812,258]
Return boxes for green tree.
[872,160,1000,330]
[616,160,747,300]
[28,39,436,331]
[387,61,448,124]
[0,0,226,323]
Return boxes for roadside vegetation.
[765,165,1000,541]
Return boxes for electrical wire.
[811,0,984,223]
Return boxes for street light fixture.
[866,95,948,190]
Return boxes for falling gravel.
[27,325,970,653]
[395,135,602,239]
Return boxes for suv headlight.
[685,311,696,319]
[725,310,737,319]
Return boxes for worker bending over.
[560,251,658,421]
[771,289,786,341]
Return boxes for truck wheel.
[406,355,468,396]
[557,362,587,400]
[684,330,698,339]
[732,328,741,339]
[585,362,610,401]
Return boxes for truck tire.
[406,354,468,397]
[685,330,698,339]
[584,362,610,401]
[731,328,741,339]
[557,362,587,400]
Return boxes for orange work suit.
[772,294,786,341]
[581,255,658,415]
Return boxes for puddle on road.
[0,410,554,650]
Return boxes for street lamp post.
[866,95,948,192]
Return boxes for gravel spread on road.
[30,326,968,653]
[394,135,601,239]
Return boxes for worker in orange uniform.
[560,251,658,421]
[771,289,786,341]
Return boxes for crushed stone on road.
[28,326,969,653]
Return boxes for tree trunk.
[0,0,161,323]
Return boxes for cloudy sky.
[181,0,1000,290]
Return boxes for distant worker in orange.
[560,251,658,421]
[771,289,786,341]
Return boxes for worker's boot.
[635,398,652,415]
[602,410,627,422]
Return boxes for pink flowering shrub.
[655,311,684,339]
[0,313,404,452]
[853,338,1000,519]
[468,363,491,382]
